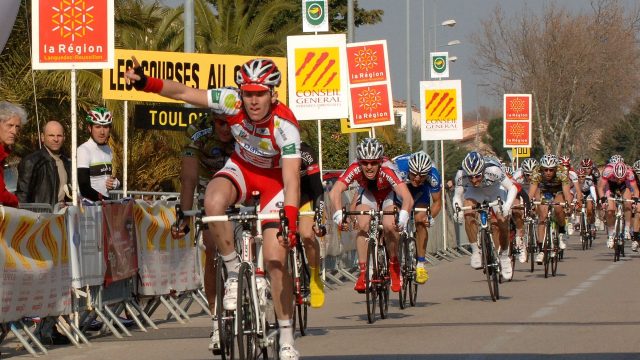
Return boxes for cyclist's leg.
[463,197,481,269]
[354,189,374,292]
[382,193,402,292]
[623,188,633,238]
[554,192,568,249]
[298,205,323,307]
[536,201,549,263]
[202,230,218,314]
[414,208,430,284]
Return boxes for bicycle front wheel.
[365,240,378,324]
[237,263,259,360]
[408,237,418,307]
[378,244,389,319]
[216,257,237,360]
[398,234,408,310]
[481,230,498,302]
[289,248,309,336]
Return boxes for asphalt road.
[3,231,640,359]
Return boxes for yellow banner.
[102,49,287,103]
[512,147,531,158]
[340,118,369,134]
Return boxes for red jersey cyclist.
[597,161,640,249]
[329,138,413,294]
[126,57,302,359]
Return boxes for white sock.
[278,319,294,346]
[221,252,239,279]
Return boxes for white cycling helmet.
[521,158,538,175]
[86,107,112,126]
[609,154,624,164]
[409,151,433,175]
[356,138,384,161]
[235,58,281,91]
[540,154,558,168]
[462,151,485,176]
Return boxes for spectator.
[77,107,120,201]
[0,101,27,207]
[16,120,71,207]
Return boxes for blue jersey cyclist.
[392,151,442,284]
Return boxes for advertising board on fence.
[103,201,138,286]
[133,201,199,296]
[0,208,72,322]
[67,206,104,288]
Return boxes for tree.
[598,101,640,165]
[472,0,640,156]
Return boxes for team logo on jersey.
[256,127,270,136]
[191,127,213,141]
[430,177,439,188]
[282,143,296,155]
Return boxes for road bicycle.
[456,199,503,302]
[533,200,566,278]
[397,207,429,309]
[190,192,282,360]
[518,203,539,273]
[604,197,635,262]
[342,207,398,323]
[577,199,595,250]
[290,206,326,336]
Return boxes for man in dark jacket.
[16,120,71,207]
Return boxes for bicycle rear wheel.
[378,244,389,319]
[289,248,309,336]
[509,237,516,282]
[398,234,408,310]
[527,223,536,273]
[481,230,498,302]
[551,239,559,277]
[365,240,378,324]
[216,257,237,360]
[408,237,418,307]
[237,263,259,360]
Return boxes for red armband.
[143,77,164,93]
[284,205,299,232]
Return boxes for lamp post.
[475,83,490,147]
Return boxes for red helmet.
[580,158,593,168]
[559,155,571,167]
[613,162,627,180]
[235,58,281,91]
[577,167,587,176]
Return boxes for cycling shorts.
[214,155,284,223]
[300,200,313,217]
[356,188,401,210]
[463,185,506,214]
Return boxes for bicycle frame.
[456,199,502,302]
[532,200,565,278]
[606,197,634,262]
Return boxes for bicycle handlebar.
[455,198,503,212]
[341,207,399,226]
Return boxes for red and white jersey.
[218,101,301,168]
[338,159,403,200]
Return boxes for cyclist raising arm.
[126,58,302,359]
[452,152,517,280]
[329,138,413,293]
[392,151,442,284]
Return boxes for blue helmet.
[462,152,485,176]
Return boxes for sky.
[159,0,638,113]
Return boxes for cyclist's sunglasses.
[467,174,482,180]
[359,160,381,167]
[409,172,428,178]
[542,168,556,173]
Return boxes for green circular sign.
[433,56,446,73]
[306,2,324,26]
